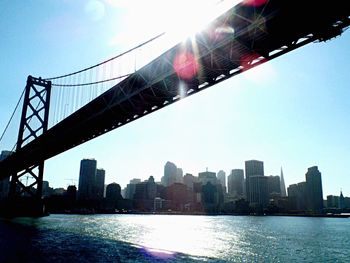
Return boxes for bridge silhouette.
[0,0,349,214]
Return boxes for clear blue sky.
[1,0,349,197]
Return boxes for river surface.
[0,214,349,262]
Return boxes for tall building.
[125,178,141,199]
[227,169,244,198]
[95,168,105,200]
[176,168,183,184]
[245,160,264,203]
[217,170,226,193]
[78,159,97,201]
[162,161,177,187]
[183,173,197,190]
[198,170,217,186]
[267,175,281,196]
[249,175,269,208]
[280,167,287,197]
[0,150,13,199]
[288,182,307,211]
[339,191,345,209]
[305,166,323,213]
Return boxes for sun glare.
[106,0,241,47]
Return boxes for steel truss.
[9,76,51,198]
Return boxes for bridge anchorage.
[4,76,51,217]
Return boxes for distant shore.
[52,210,350,218]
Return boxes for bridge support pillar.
[7,76,51,217]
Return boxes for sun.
[108,0,240,48]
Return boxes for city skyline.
[1,0,350,197]
[43,156,346,201]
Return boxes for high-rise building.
[183,173,197,190]
[78,159,97,201]
[162,161,178,187]
[0,150,13,199]
[198,170,217,186]
[339,191,345,209]
[267,175,281,196]
[280,167,287,197]
[176,168,183,184]
[227,169,244,198]
[248,175,269,208]
[305,166,323,213]
[125,178,141,199]
[95,168,105,200]
[217,170,226,193]
[245,160,264,203]
[288,182,307,211]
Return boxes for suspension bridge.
[0,0,349,215]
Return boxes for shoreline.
[50,211,350,218]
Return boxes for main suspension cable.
[44,32,165,81]
[0,87,25,146]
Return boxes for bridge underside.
[1,0,350,179]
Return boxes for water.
[0,214,349,262]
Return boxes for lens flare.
[240,52,266,71]
[140,246,176,260]
[242,0,268,7]
[173,51,199,80]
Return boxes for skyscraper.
[217,170,226,193]
[227,169,244,198]
[78,159,97,201]
[305,166,323,213]
[245,160,264,203]
[280,167,287,197]
[288,182,307,211]
[176,168,183,184]
[125,178,141,199]
[95,168,105,200]
[267,175,281,196]
[183,173,197,190]
[162,161,177,187]
[198,170,217,186]
[248,175,269,208]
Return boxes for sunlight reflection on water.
[4,214,350,262]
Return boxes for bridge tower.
[8,76,51,215]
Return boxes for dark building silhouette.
[95,168,105,200]
[280,167,287,197]
[339,191,345,209]
[245,160,264,203]
[66,185,77,200]
[326,195,338,208]
[78,159,97,201]
[267,175,281,197]
[106,183,122,201]
[228,169,244,198]
[166,183,189,211]
[133,176,157,211]
[125,178,141,199]
[288,182,307,211]
[201,182,224,212]
[305,166,323,213]
[248,175,269,209]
